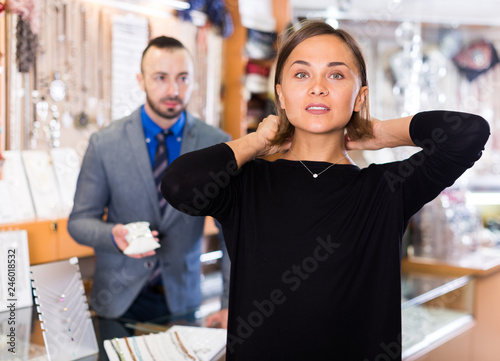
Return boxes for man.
[68,36,230,325]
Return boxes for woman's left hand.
[346,116,414,151]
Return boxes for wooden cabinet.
[402,254,500,361]
[472,266,500,361]
[0,218,93,265]
[221,0,291,140]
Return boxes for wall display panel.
[1,0,224,155]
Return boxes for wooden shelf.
[221,0,291,141]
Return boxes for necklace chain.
[289,149,347,178]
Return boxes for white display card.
[31,258,98,361]
[0,306,33,360]
[0,151,36,224]
[0,230,33,312]
[50,148,80,217]
[21,150,64,220]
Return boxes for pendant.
[313,174,318,178]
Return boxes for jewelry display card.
[50,148,80,217]
[0,230,33,312]
[21,150,64,220]
[0,151,36,224]
[104,325,227,361]
[0,306,33,360]
[111,14,149,121]
[31,258,98,361]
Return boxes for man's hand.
[111,224,159,258]
[204,308,228,329]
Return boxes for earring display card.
[0,151,36,224]
[31,258,98,361]
[22,150,66,220]
[0,230,33,312]
[49,148,80,216]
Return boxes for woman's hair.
[270,20,373,146]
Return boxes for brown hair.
[270,20,373,146]
[140,36,189,73]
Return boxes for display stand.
[0,230,33,311]
[31,258,98,361]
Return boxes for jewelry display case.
[401,272,475,360]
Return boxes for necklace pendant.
[313,174,318,178]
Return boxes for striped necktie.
[153,130,171,216]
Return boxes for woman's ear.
[354,86,368,112]
[276,84,285,110]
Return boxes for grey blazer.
[67,108,230,318]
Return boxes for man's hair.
[140,36,188,73]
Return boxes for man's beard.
[147,95,185,120]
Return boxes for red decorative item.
[0,1,6,14]
[5,0,41,34]
[453,39,500,81]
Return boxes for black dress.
[162,111,489,361]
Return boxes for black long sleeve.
[161,111,489,361]
[162,142,238,217]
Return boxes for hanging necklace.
[289,148,348,178]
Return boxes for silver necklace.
[289,149,348,178]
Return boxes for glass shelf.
[401,272,475,359]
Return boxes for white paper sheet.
[111,14,149,121]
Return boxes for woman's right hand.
[227,115,291,169]
[254,115,292,158]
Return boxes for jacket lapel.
[180,112,197,155]
[124,110,161,220]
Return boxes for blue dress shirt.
[141,106,185,167]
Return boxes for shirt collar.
[141,106,186,139]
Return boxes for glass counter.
[1,273,474,360]
[0,305,223,361]
[401,272,475,360]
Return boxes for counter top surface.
[403,247,500,277]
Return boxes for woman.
[162,20,489,361]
